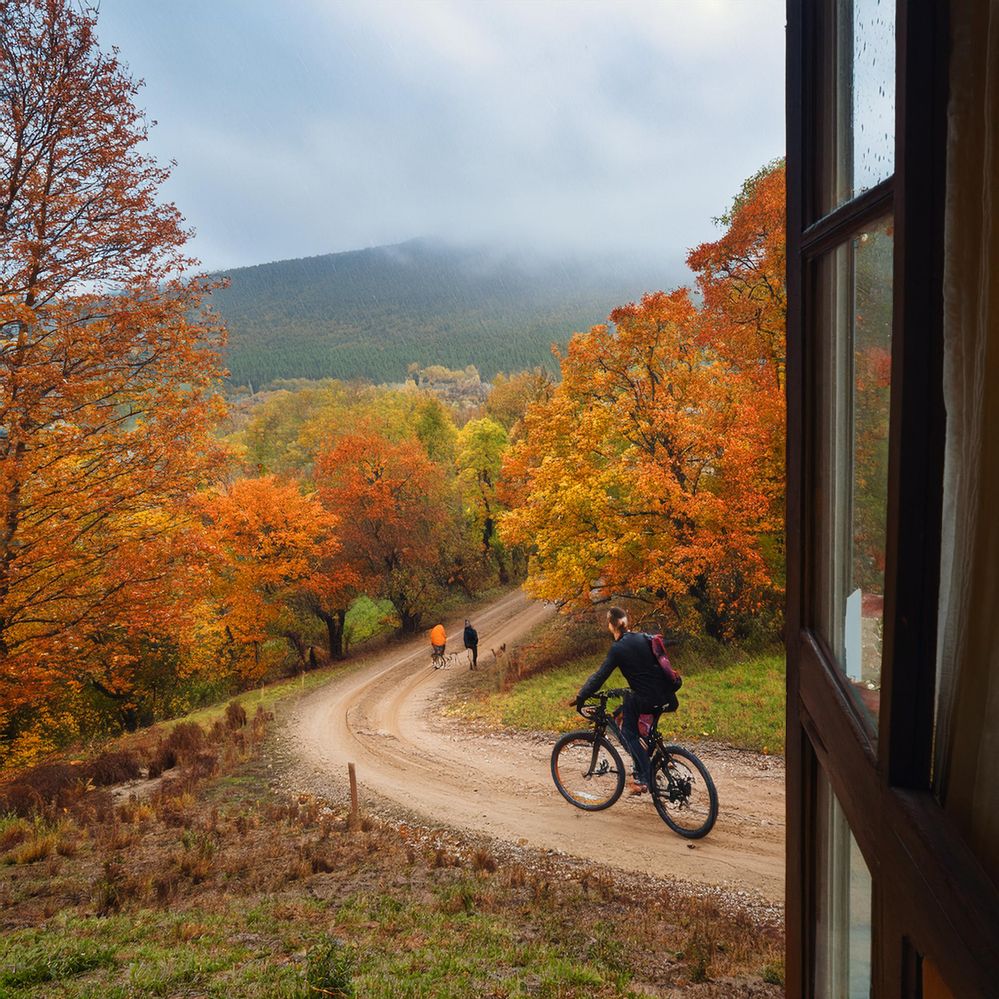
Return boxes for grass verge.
[447,623,785,754]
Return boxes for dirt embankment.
[280,589,785,906]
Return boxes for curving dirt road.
[287,589,785,902]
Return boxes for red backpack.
[645,633,682,691]
[637,633,682,734]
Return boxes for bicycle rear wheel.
[551,731,626,811]
[649,744,718,838]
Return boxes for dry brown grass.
[10,830,56,865]
[0,703,782,994]
[55,829,80,857]
[117,797,155,826]
[0,818,30,851]
[96,820,138,853]
[471,847,497,873]
[494,613,605,692]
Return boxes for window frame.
[786,1,999,996]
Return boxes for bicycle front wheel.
[551,731,626,811]
[649,744,718,839]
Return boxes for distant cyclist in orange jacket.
[429,623,447,656]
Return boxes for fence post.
[348,762,359,828]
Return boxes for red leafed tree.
[0,1,226,731]
[315,432,454,633]
[196,477,339,681]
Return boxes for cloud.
[96,0,785,271]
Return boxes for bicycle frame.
[579,689,668,770]
[563,688,718,838]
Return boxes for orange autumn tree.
[485,368,555,435]
[195,476,339,681]
[501,164,786,638]
[687,160,786,537]
[688,160,786,388]
[0,0,226,739]
[315,431,458,633]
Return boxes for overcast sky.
[95,0,785,274]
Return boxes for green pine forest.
[213,238,673,387]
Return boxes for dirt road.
[287,589,785,903]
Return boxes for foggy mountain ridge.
[210,237,681,388]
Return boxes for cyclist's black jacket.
[576,631,673,709]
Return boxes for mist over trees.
[212,239,673,387]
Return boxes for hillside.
[212,239,674,387]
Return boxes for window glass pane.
[820,0,895,212]
[814,216,893,728]
[815,768,874,998]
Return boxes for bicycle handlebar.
[576,687,629,719]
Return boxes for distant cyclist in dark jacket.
[569,606,673,795]
[463,619,478,670]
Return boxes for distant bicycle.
[550,687,718,839]
[430,648,449,669]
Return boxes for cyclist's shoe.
[627,780,648,796]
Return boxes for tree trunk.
[398,607,421,633]
[284,630,308,669]
[316,607,346,660]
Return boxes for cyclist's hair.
[607,606,628,628]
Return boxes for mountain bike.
[430,648,448,669]
[550,688,718,839]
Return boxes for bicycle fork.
[585,724,612,778]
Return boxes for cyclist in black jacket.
[568,606,673,795]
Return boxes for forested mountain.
[212,239,673,387]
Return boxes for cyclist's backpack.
[644,633,682,692]
[637,633,682,730]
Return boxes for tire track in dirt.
[287,589,785,902]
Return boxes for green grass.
[447,647,785,754]
[0,893,659,998]
[159,661,357,733]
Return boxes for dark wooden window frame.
[786,1,999,996]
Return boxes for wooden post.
[348,762,359,827]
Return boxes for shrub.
[184,749,219,780]
[0,763,85,815]
[147,720,207,778]
[225,701,247,729]
[0,784,43,818]
[147,746,177,778]
[86,750,142,786]
[250,706,272,740]
[164,722,206,757]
